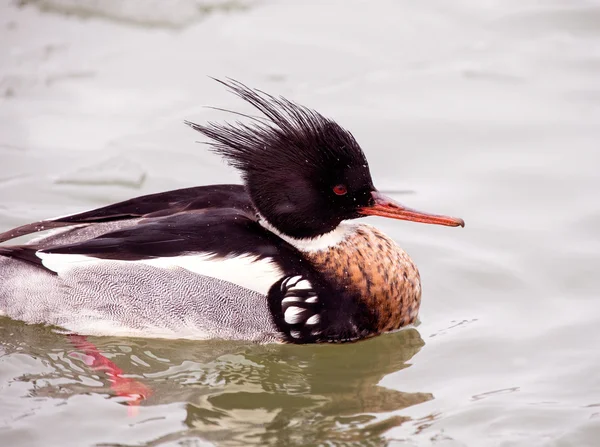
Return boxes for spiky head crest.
[186,79,375,239]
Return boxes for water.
[1,0,600,445]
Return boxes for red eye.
[333,184,347,196]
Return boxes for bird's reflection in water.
[0,319,431,446]
[179,329,432,446]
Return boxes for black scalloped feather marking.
[268,274,376,344]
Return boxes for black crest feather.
[184,78,368,177]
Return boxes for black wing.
[41,208,281,262]
[0,184,250,243]
[1,206,298,276]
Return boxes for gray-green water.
[1,1,600,445]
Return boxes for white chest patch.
[37,252,283,296]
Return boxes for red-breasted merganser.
[0,79,464,344]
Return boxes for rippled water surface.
[1,1,600,445]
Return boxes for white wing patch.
[142,254,282,295]
[36,252,283,296]
[37,252,98,273]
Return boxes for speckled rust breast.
[305,225,421,333]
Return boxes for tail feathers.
[0,245,47,271]
[0,220,71,244]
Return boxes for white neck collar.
[257,214,355,253]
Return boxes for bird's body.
[0,80,463,343]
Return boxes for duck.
[0,79,464,344]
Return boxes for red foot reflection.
[68,335,152,415]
